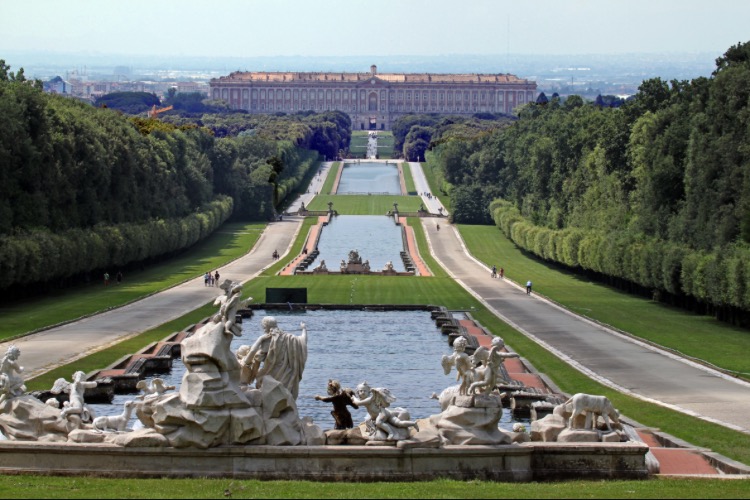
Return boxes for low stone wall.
[0,442,649,481]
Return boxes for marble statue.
[0,345,26,400]
[470,337,519,387]
[51,371,98,429]
[214,280,248,337]
[93,400,136,432]
[314,379,359,429]
[313,260,328,272]
[136,378,175,400]
[441,337,474,395]
[383,261,395,272]
[348,250,362,264]
[239,317,308,399]
[363,260,370,272]
[352,381,418,441]
[559,393,621,431]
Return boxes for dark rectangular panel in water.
[266,288,308,303]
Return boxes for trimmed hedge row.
[276,146,320,206]
[491,199,750,310]
[0,196,233,289]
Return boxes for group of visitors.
[490,265,504,279]
[103,272,123,286]
[204,270,220,287]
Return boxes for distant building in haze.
[209,65,537,130]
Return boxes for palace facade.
[209,65,537,130]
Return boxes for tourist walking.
[491,265,497,278]
[214,270,220,286]
[116,271,123,285]
[526,280,532,295]
[499,267,504,279]
[204,272,210,286]
[103,272,110,286]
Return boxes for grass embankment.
[1,476,748,499]
[348,131,368,158]
[402,162,417,194]
[376,131,395,158]
[0,223,265,342]
[318,161,340,195]
[307,194,424,214]
[458,224,750,377]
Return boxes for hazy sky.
[2,0,748,58]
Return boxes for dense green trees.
[0,61,347,295]
[94,92,161,114]
[425,42,750,323]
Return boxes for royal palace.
[209,65,537,130]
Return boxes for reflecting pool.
[337,162,401,194]
[90,309,526,431]
[315,215,405,271]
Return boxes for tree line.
[418,42,750,324]
[0,61,351,296]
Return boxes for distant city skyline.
[3,0,749,59]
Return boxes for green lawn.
[307,194,424,214]
[457,224,750,376]
[0,476,748,499]
[402,162,417,194]
[0,223,265,342]
[319,162,340,195]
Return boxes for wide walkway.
[7,160,750,436]
[409,163,750,433]
[0,217,304,380]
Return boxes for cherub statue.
[470,337,519,390]
[383,261,394,272]
[314,260,327,272]
[136,378,175,401]
[352,381,419,441]
[441,336,474,395]
[314,379,359,429]
[51,371,98,429]
[0,345,26,398]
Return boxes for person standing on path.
[526,280,532,295]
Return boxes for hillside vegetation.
[416,42,750,324]
[0,61,350,297]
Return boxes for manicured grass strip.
[458,224,750,375]
[0,223,265,342]
[402,162,417,194]
[0,476,748,499]
[307,195,424,214]
[319,162,340,195]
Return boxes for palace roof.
[212,70,532,85]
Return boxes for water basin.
[315,215,405,271]
[337,162,400,194]
[90,309,527,431]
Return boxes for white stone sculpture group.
[0,290,624,448]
